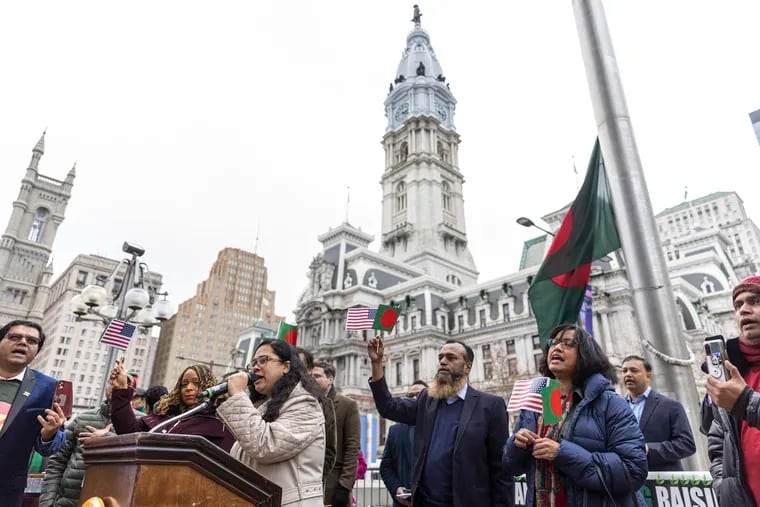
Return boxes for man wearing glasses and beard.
[380,380,427,506]
[368,337,513,507]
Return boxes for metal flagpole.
[572,0,707,469]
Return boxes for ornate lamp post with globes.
[69,241,175,405]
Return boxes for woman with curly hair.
[109,360,234,451]
[217,339,325,506]
[502,323,648,507]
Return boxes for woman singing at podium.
[217,339,326,506]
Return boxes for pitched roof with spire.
[33,130,46,154]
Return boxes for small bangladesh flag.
[277,322,298,346]
[541,378,563,425]
[372,304,401,332]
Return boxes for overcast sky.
[1,1,759,320]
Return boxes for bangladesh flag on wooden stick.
[541,378,563,425]
[277,322,298,346]
[372,304,401,332]
[528,139,620,346]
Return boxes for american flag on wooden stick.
[99,319,137,351]
[346,307,377,331]
[507,377,550,413]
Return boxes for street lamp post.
[516,216,556,237]
[70,241,175,405]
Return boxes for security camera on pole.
[69,241,175,405]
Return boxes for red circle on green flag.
[550,388,563,416]
[285,329,298,345]
[380,308,399,329]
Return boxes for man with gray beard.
[367,337,513,507]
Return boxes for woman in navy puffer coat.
[502,324,647,506]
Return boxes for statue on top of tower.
[411,4,422,25]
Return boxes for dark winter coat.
[110,387,234,452]
[502,373,647,507]
[38,402,142,507]
[705,337,760,506]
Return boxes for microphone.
[198,372,260,400]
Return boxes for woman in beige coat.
[218,339,325,506]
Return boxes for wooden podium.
[81,433,282,506]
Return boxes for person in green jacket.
[38,388,143,507]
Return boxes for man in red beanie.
[704,275,760,505]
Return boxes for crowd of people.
[1,275,760,506]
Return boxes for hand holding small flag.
[367,334,384,363]
[110,359,129,390]
[514,428,539,450]
[532,437,561,461]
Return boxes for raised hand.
[110,360,129,389]
[39,402,65,441]
[367,334,385,363]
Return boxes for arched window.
[399,142,409,163]
[28,208,48,242]
[395,182,407,212]
[441,181,452,211]
[437,141,449,162]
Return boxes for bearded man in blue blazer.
[0,320,66,507]
[368,337,513,507]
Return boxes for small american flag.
[99,319,137,351]
[507,377,550,413]
[346,307,377,331]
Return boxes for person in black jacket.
[621,355,695,471]
[368,336,513,507]
[703,276,760,505]
[380,380,427,507]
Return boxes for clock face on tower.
[436,104,448,121]
[394,103,410,123]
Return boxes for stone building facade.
[293,11,750,461]
[0,133,74,324]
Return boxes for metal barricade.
[353,465,393,507]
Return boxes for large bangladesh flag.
[528,139,620,346]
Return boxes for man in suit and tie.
[380,379,427,507]
[622,354,696,471]
[0,320,66,506]
[368,337,513,507]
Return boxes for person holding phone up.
[704,276,760,506]
[0,320,66,507]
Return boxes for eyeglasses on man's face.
[248,355,284,369]
[5,333,41,347]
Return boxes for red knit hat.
[732,275,760,302]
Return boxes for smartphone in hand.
[704,335,730,382]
